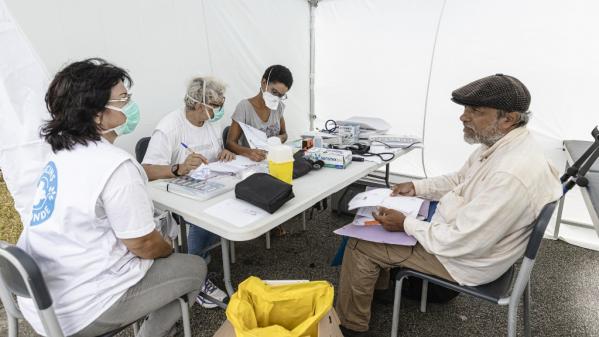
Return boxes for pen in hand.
[180,142,208,165]
[180,142,195,154]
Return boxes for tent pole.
[308,0,319,130]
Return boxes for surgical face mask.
[201,102,225,123]
[208,105,225,122]
[104,100,141,135]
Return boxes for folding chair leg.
[524,282,531,337]
[553,162,568,239]
[553,192,566,239]
[178,297,192,337]
[7,315,18,337]
[265,231,271,250]
[507,299,518,337]
[391,277,405,337]
[420,280,428,313]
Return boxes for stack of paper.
[188,165,218,180]
[188,156,266,179]
[207,156,261,174]
[332,188,427,246]
[348,188,425,219]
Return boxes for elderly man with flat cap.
[336,74,562,336]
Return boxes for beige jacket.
[404,127,562,286]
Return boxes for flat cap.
[451,74,530,113]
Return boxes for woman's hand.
[245,149,267,162]
[179,153,208,175]
[218,149,236,162]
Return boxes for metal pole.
[308,0,319,130]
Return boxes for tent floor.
[3,208,599,337]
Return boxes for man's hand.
[218,149,236,162]
[245,149,267,162]
[391,182,416,196]
[179,153,208,175]
[372,207,406,232]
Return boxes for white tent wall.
[315,0,599,247]
[2,0,310,226]
[424,0,599,249]
[314,0,446,177]
[0,0,51,224]
[4,0,311,155]
[2,0,598,248]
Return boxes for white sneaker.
[196,279,228,309]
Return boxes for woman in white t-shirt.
[142,76,232,308]
[226,65,293,162]
[17,58,206,337]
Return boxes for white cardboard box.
[305,148,352,169]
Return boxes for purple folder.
[334,224,417,246]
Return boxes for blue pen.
[180,142,196,154]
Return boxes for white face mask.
[261,68,281,110]
[262,90,280,110]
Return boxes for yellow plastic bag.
[226,276,334,337]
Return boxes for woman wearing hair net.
[142,76,232,308]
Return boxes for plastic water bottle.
[267,137,294,184]
[314,134,323,148]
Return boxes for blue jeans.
[187,223,220,259]
[331,201,439,266]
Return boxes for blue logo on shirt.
[30,161,58,226]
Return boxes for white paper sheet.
[348,188,391,209]
[188,165,217,180]
[348,188,425,218]
[237,121,269,150]
[206,156,261,174]
[356,206,377,218]
[204,198,269,227]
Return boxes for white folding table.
[148,149,411,295]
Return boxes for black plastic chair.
[0,240,192,337]
[222,125,230,146]
[135,136,151,163]
[390,201,558,337]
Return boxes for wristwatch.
[171,164,181,177]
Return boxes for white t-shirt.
[17,139,155,336]
[142,108,224,166]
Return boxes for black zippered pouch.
[234,173,295,213]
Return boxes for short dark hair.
[41,58,132,152]
[262,65,293,90]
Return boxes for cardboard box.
[305,148,352,169]
[213,308,344,337]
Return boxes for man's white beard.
[463,122,504,147]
